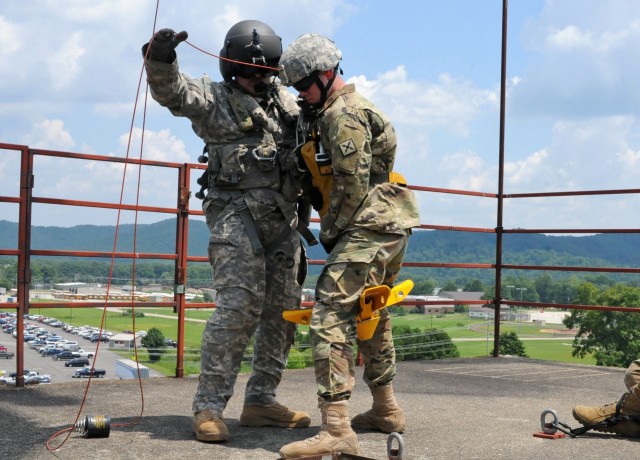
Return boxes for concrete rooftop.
[1,357,638,459]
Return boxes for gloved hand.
[142,28,188,63]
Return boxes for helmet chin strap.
[313,65,340,107]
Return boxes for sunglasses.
[293,74,316,92]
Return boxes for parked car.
[65,357,90,367]
[60,341,79,349]
[29,339,47,349]
[164,339,177,348]
[53,351,81,361]
[72,367,106,378]
[27,374,52,384]
[40,348,64,357]
[0,350,15,359]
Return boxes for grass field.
[4,306,596,376]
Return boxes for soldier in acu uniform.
[277,33,421,458]
[142,21,311,443]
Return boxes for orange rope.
[45,0,161,451]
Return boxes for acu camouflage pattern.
[278,33,342,86]
[196,220,301,410]
[308,84,419,400]
[144,57,304,412]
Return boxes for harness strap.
[567,414,640,437]
[230,194,264,255]
[296,220,318,246]
[230,191,311,254]
[370,171,408,187]
[369,172,389,186]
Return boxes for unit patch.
[338,139,357,156]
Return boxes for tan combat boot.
[572,385,640,437]
[279,399,361,459]
[351,384,406,433]
[239,401,311,428]
[192,409,229,442]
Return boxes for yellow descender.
[283,279,414,341]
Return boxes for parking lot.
[1,314,163,383]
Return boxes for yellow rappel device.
[283,279,414,341]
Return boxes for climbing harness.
[283,279,414,341]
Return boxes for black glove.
[142,28,188,63]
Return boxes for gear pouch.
[215,144,248,186]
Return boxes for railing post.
[174,164,190,378]
[492,0,509,357]
[16,147,34,387]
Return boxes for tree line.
[2,257,638,369]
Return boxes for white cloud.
[48,32,86,90]
[546,25,593,49]
[0,16,21,58]
[350,66,498,135]
[513,1,640,117]
[122,128,190,163]
[28,119,76,150]
[437,150,492,191]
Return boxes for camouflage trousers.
[310,228,410,401]
[192,212,302,413]
[626,360,640,389]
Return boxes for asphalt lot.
[0,321,163,383]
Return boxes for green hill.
[1,218,639,285]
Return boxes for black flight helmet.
[219,20,282,81]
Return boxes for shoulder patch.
[339,139,357,156]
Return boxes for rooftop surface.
[1,357,638,459]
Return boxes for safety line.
[45,0,162,452]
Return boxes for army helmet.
[278,33,343,87]
[219,20,282,81]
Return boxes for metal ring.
[387,431,404,459]
[540,408,559,434]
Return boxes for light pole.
[515,287,527,332]
[505,285,515,324]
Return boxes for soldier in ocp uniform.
[573,359,640,436]
[278,34,421,458]
[142,21,311,442]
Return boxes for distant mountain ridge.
[1,219,639,274]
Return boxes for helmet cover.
[278,33,342,86]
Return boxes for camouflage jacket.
[317,84,420,244]
[144,58,302,233]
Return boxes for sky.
[1,0,640,233]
